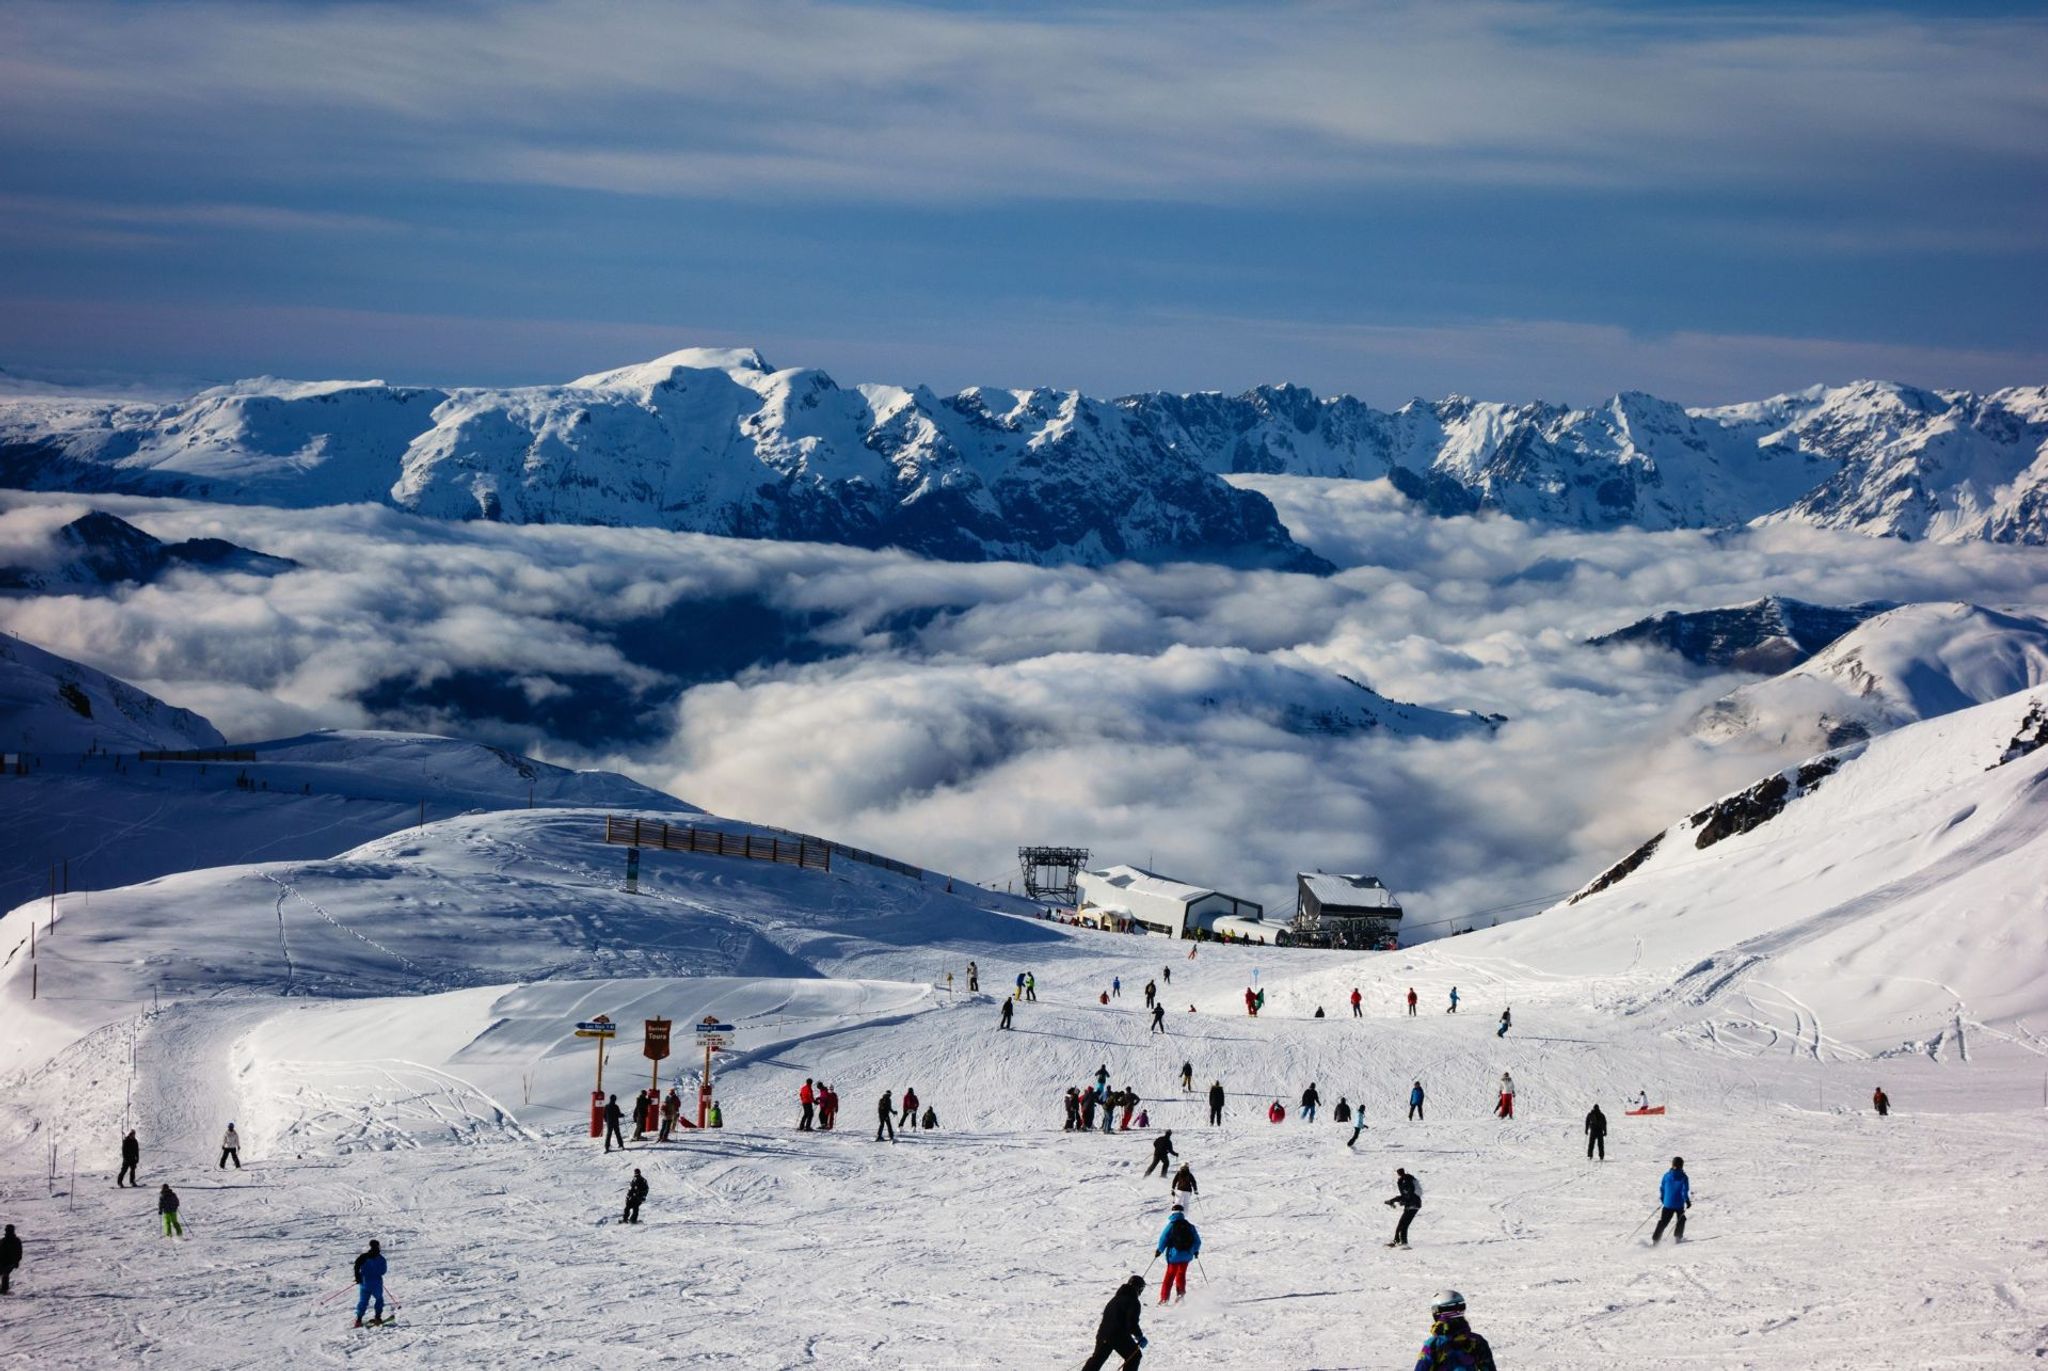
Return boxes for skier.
[1149,1004,1166,1034]
[899,1088,920,1129]
[157,1184,182,1237]
[1144,1130,1177,1179]
[1633,1089,1649,1111]
[1873,1086,1890,1117]
[1103,1089,1121,1134]
[1411,1288,1496,1370]
[352,1239,388,1328]
[1447,987,1459,1014]
[1080,1086,1098,1131]
[1120,1090,1138,1131]
[1332,1097,1352,1124]
[622,1168,648,1224]
[1080,1274,1148,1370]
[219,1122,241,1170]
[708,1102,724,1128]
[1496,1072,1515,1120]
[1025,973,1036,1002]
[660,1088,681,1141]
[1585,1102,1607,1160]
[1301,1083,1320,1122]
[799,1079,816,1132]
[1651,1156,1691,1244]
[1162,964,1171,984]
[1497,1007,1512,1039]
[1016,972,1026,1000]
[1155,1204,1201,1304]
[603,1094,626,1152]
[921,1105,938,1130]
[875,1091,896,1142]
[1207,1079,1225,1126]
[1408,1080,1426,1121]
[118,1129,139,1187]
[1170,1162,1198,1206]
[1406,987,1418,1016]
[999,997,1014,1030]
[1350,987,1362,1017]
[1064,1087,1080,1131]
[0,1224,19,1294]
[1179,1061,1193,1092]
[632,1089,651,1140]
[1096,1064,1111,1093]
[1267,1101,1285,1124]
[1112,976,1121,999]
[967,960,978,993]
[1144,979,1157,1010]
[1347,1105,1370,1148]
[1383,1166,1422,1247]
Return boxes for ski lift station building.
[1076,864,1268,941]
[1293,871,1403,948]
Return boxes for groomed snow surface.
[3,697,2047,1367]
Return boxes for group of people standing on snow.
[1066,1066,1145,1132]
[797,1079,842,1131]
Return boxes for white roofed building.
[1077,864,1262,940]
[1293,872,1403,949]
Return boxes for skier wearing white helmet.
[1411,1288,1496,1370]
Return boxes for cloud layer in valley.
[4,484,2046,934]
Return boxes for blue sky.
[1,0,2044,404]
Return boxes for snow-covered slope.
[1691,602,2048,752]
[0,631,224,754]
[1589,596,1892,674]
[0,349,1326,572]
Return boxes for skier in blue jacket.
[352,1239,388,1327]
[1155,1204,1201,1303]
[1408,1080,1426,1121]
[1651,1156,1691,1244]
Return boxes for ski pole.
[1627,1207,1659,1241]
[1144,1253,1159,1275]
[1197,1256,1209,1284]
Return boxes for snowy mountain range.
[2,354,2044,563]
[0,509,296,593]
[1589,596,1895,673]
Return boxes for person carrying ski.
[1873,1086,1890,1117]
[875,1091,896,1142]
[0,1224,19,1294]
[1408,1080,1426,1121]
[219,1123,241,1170]
[1447,987,1459,1014]
[1170,1163,1197,1205]
[1301,1084,1321,1122]
[1652,1156,1691,1244]
[1412,1288,1496,1370]
[352,1239,388,1327]
[899,1088,920,1129]
[1155,1204,1201,1304]
[1350,987,1363,1018]
[1144,1130,1177,1178]
[157,1184,182,1237]
[1332,1097,1351,1124]
[1207,1080,1225,1126]
[1585,1103,1607,1160]
[799,1079,816,1132]
[622,1168,648,1224]
[1179,1061,1193,1092]
[999,997,1014,1029]
[1406,987,1418,1016]
[118,1129,139,1187]
[1496,1072,1515,1120]
[1149,1004,1166,1034]
[1384,1167,1421,1247]
[1080,1274,1147,1370]
[603,1094,626,1152]
[1497,1007,1512,1039]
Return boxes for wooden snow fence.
[602,815,831,872]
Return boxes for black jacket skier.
[0,1223,19,1294]
[1585,1104,1608,1160]
[1179,1061,1193,1091]
[876,1091,896,1142]
[1149,1004,1166,1033]
[603,1095,626,1152]
[999,997,1013,1029]
[1144,1130,1177,1178]
[1081,1274,1147,1370]
[622,1168,648,1224]
[1384,1167,1421,1246]
[119,1130,140,1187]
[1207,1080,1225,1125]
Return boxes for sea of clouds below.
[3,478,2046,938]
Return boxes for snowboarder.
[352,1239,388,1327]
[0,1224,19,1294]
[875,1091,896,1142]
[603,1094,626,1152]
[967,960,978,992]
[1332,1098,1351,1124]
[1179,1061,1193,1092]
[799,1079,816,1132]
[1170,1162,1197,1205]
[1496,1072,1515,1120]
[1406,987,1418,1016]
[1873,1086,1890,1117]
[1112,976,1121,999]
[1350,987,1362,1017]
[1025,972,1036,1002]
[1585,1103,1607,1160]
[1651,1156,1691,1244]
[1155,1205,1201,1304]
[622,1168,648,1224]
[1408,1080,1426,1121]
[157,1184,182,1237]
[999,997,1014,1029]
[218,1122,241,1170]
[1144,1130,1177,1178]
[1301,1083,1321,1122]
[921,1105,938,1130]
[1412,1288,1496,1370]
[1080,1274,1147,1370]
[1384,1167,1421,1246]
[1497,1007,1512,1038]
[1207,1080,1225,1126]
[899,1088,920,1129]
[1447,987,1459,1014]
[118,1129,139,1187]
[1149,1004,1166,1034]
